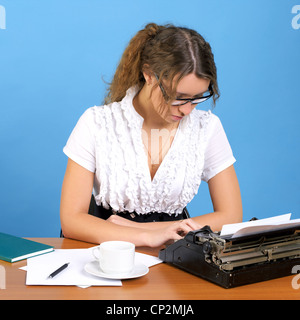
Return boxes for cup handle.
[92,247,102,261]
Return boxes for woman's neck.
[133,85,175,130]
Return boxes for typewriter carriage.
[159,224,300,288]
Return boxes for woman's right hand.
[146,219,202,247]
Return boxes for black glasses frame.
[154,74,213,106]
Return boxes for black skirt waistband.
[89,196,190,222]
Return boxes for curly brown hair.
[104,23,219,106]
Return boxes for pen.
[48,262,70,279]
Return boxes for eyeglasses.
[154,74,213,106]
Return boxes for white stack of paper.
[220,213,300,238]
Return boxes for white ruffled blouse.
[63,87,236,216]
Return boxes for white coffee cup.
[92,241,135,274]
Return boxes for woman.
[60,23,242,247]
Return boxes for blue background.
[0,0,299,237]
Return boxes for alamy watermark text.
[0,265,5,289]
[292,5,300,29]
[291,265,300,290]
[0,5,6,30]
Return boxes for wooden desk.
[0,238,299,300]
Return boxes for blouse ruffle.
[92,87,212,215]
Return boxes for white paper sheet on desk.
[135,251,162,267]
[26,247,162,287]
[26,248,121,286]
[220,213,292,236]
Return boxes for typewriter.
[159,222,300,288]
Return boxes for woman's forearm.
[61,212,151,246]
[61,211,200,248]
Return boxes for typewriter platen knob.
[202,241,213,254]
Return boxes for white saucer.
[84,261,149,280]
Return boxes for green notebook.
[0,232,54,262]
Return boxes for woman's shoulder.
[80,101,123,123]
[190,109,220,128]
[85,101,121,114]
[79,87,140,125]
